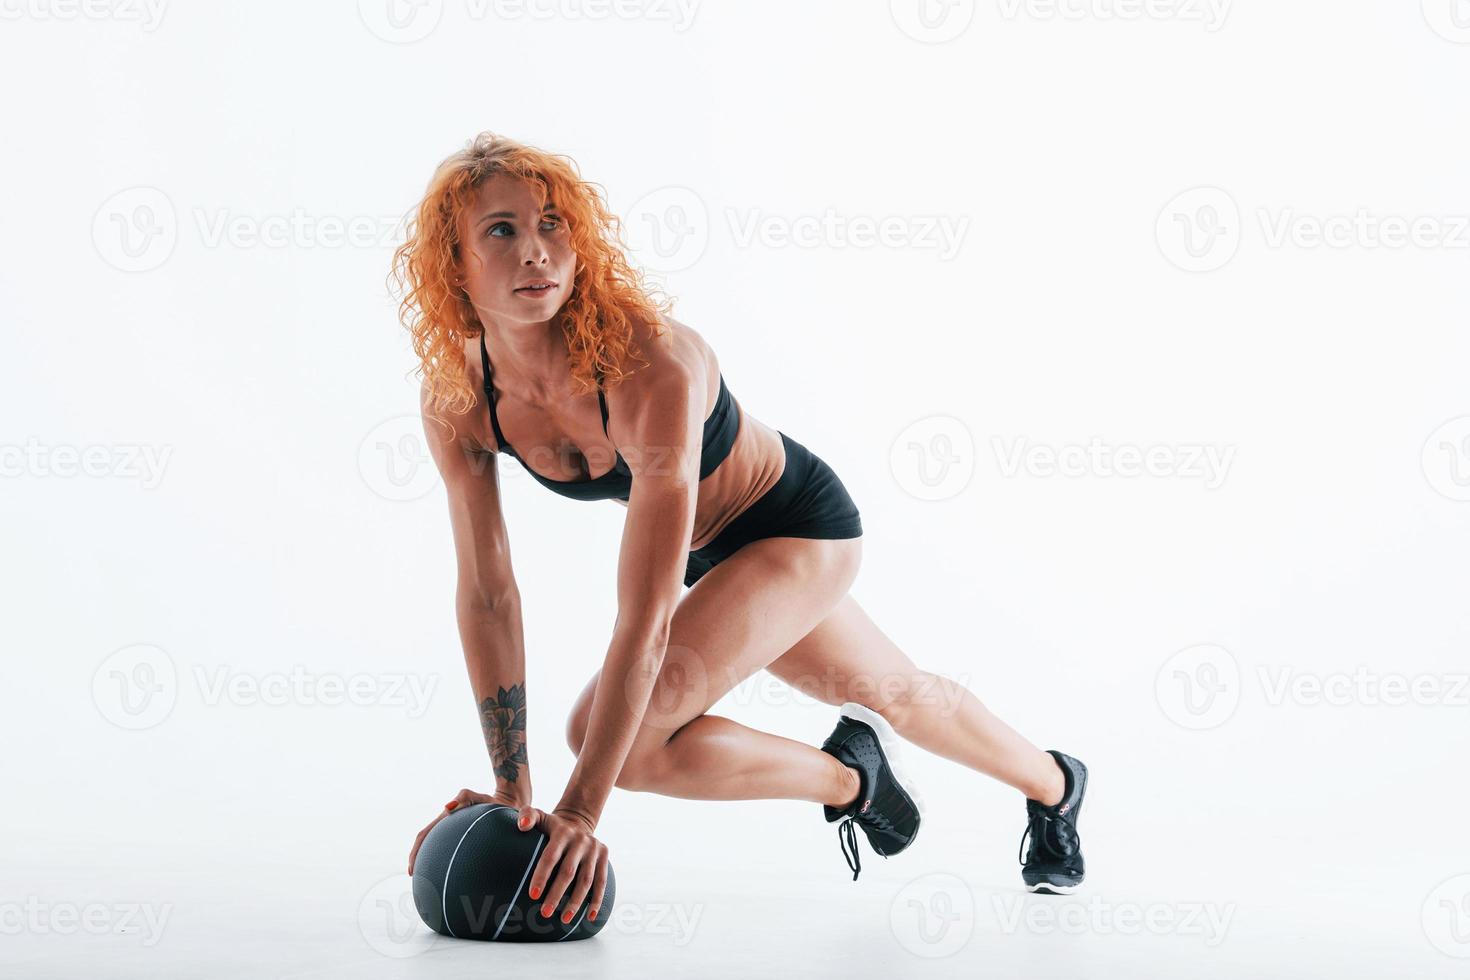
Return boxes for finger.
[560,849,599,924]
[586,849,610,922]
[540,842,586,919]
[516,806,540,832]
[445,789,498,813]
[527,833,568,909]
[408,815,442,873]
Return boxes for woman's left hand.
[515,806,611,926]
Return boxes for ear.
[453,249,483,288]
[448,240,466,284]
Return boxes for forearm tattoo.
[479,684,528,783]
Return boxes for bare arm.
[554,368,704,828]
[423,383,532,801]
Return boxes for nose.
[520,240,550,267]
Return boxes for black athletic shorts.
[683,431,863,588]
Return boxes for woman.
[395,133,1088,927]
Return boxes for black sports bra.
[479,332,739,502]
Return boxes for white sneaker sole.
[837,701,926,825]
[1025,880,1084,894]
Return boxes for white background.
[3,1,1468,976]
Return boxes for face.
[456,174,577,330]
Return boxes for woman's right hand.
[408,787,528,874]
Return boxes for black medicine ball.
[411,803,615,942]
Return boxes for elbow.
[460,580,521,616]
[613,608,674,649]
[611,618,674,681]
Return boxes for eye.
[484,216,562,238]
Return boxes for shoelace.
[837,789,903,880]
[838,816,861,881]
[1017,802,1081,866]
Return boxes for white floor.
[4,812,1456,979]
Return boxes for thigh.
[568,534,861,754]
[765,592,927,714]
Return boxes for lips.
[515,279,557,294]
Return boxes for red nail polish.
[541,904,552,918]
[445,801,458,810]
[529,886,540,900]
[561,911,572,923]
[588,909,597,921]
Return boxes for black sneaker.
[819,702,924,881]
[1019,749,1088,894]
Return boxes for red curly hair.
[390,132,672,431]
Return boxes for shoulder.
[609,313,710,402]
[604,314,713,435]
[418,341,495,455]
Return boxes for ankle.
[830,761,861,809]
[1027,753,1065,807]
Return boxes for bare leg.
[566,535,865,808]
[569,544,1060,807]
[768,594,1066,805]
[640,713,860,807]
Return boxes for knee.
[567,697,669,790]
[565,672,601,757]
[566,701,590,757]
